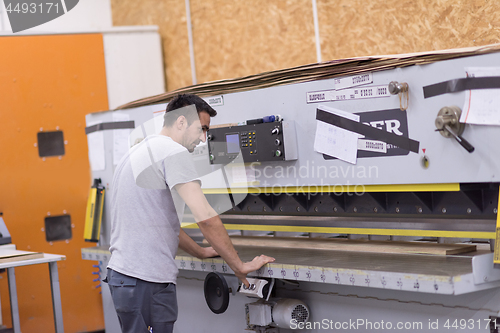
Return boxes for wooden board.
[224,236,477,256]
[0,247,44,264]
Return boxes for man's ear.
[175,115,187,130]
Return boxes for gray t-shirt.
[108,135,198,284]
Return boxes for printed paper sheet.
[314,105,360,164]
[460,67,500,125]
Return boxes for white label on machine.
[113,113,131,165]
[306,90,334,103]
[87,120,106,171]
[314,105,360,164]
[333,85,391,101]
[307,85,390,103]
[228,164,256,186]
[358,139,387,153]
[335,72,373,90]
[153,108,166,133]
[460,67,500,125]
[206,95,224,106]
[230,164,247,184]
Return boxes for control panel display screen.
[226,133,240,154]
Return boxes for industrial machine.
[83,45,500,332]
[0,214,12,246]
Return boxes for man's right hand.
[234,254,275,287]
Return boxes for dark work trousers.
[106,268,178,333]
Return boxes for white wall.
[103,27,166,109]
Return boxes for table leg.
[49,262,64,333]
[7,268,21,333]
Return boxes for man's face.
[183,111,210,152]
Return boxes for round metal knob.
[435,106,464,138]
[388,81,402,95]
[275,139,281,146]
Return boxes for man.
[106,94,275,333]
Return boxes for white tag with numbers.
[358,139,387,153]
[206,95,224,106]
[332,85,391,101]
[335,72,373,90]
[307,85,390,103]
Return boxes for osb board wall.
[189,0,316,84]
[111,0,500,92]
[318,0,500,60]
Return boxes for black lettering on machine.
[377,87,388,95]
[352,74,370,84]
[360,89,373,97]
[309,93,326,102]
[367,142,384,150]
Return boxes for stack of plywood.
[0,244,44,264]
[116,44,500,110]
[226,236,477,256]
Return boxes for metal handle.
[444,124,475,153]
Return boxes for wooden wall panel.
[190,0,316,83]
[0,34,108,333]
[111,0,192,92]
[318,0,500,60]
[111,0,316,91]
[111,0,500,94]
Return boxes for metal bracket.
[472,253,500,285]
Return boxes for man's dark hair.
[163,94,217,127]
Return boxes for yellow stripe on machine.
[181,223,494,239]
[202,183,460,194]
[494,187,500,264]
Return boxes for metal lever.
[443,124,475,153]
[435,106,474,153]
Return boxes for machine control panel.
[207,120,297,165]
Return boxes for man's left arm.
[178,228,218,259]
